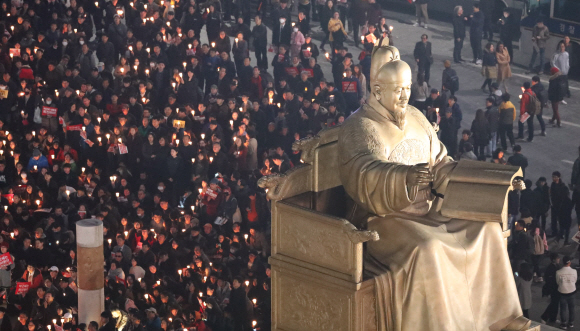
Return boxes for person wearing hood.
[548,66,566,127]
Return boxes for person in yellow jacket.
[498,93,516,151]
[328,11,347,53]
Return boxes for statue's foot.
[503,316,532,331]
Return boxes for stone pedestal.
[76,219,105,325]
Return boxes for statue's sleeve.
[338,117,415,217]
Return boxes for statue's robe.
[338,104,523,331]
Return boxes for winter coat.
[482,50,497,79]
[548,72,566,102]
[515,276,533,310]
[532,24,550,49]
[496,48,511,80]
[290,30,305,58]
[470,119,491,147]
[0,253,14,287]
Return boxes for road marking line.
[511,72,580,91]
[562,160,575,164]
[542,116,580,128]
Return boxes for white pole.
[76,219,105,325]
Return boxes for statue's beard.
[391,109,407,130]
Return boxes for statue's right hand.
[406,163,433,189]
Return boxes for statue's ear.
[373,85,381,99]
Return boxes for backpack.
[525,92,541,116]
[533,228,545,255]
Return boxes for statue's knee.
[417,238,441,255]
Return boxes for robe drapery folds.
[338,104,523,331]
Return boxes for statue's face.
[375,74,412,115]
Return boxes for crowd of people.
[0,0,576,329]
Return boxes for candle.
[252,321,257,328]
[244,234,249,241]
[124,231,128,237]
[325,52,329,59]
[209,157,213,163]
[245,280,249,287]
[52,320,57,325]
[51,154,55,159]
[146,48,150,53]
[389,25,394,31]
[183,62,187,69]
[199,292,203,297]
[175,139,179,146]
[361,36,364,42]
[33,165,37,171]
[252,298,257,305]
[10,232,13,238]
[116,192,120,198]
[106,133,111,140]
[211,42,215,48]
[201,133,205,140]
[65,190,70,196]
[156,280,160,285]
[138,278,142,282]
[144,293,148,299]
[178,269,182,275]
[191,206,195,211]
[36,200,40,205]
[97,137,101,142]
[129,46,133,51]
[145,69,149,76]
[108,238,112,246]
[97,117,101,123]
[55,90,59,97]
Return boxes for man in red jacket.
[201,178,223,221]
[519,81,536,142]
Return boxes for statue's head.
[372,60,412,130]
[370,45,400,83]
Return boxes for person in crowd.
[412,73,429,113]
[467,3,484,64]
[551,171,568,239]
[328,11,347,54]
[413,0,429,29]
[413,34,432,85]
[470,109,490,160]
[518,82,536,142]
[548,66,566,128]
[556,255,577,329]
[499,8,517,62]
[441,60,458,97]
[541,253,561,324]
[527,18,550,75]
[498,93,516,152]
[484,97,499,156]
[551,41,570,105]
[496,42,512,93]
[481,43,497,94]
[452,6,466,63]
[508,144,529,177]
[530,76,547,136]
[515,263,533,319]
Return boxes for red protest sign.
[41,106,58,117]
[15,282,30,295]
[0,252,12,269]
[284,67,299,76]
[118,144,128,154]
[342,81,358,93]
[66,124,83,131]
